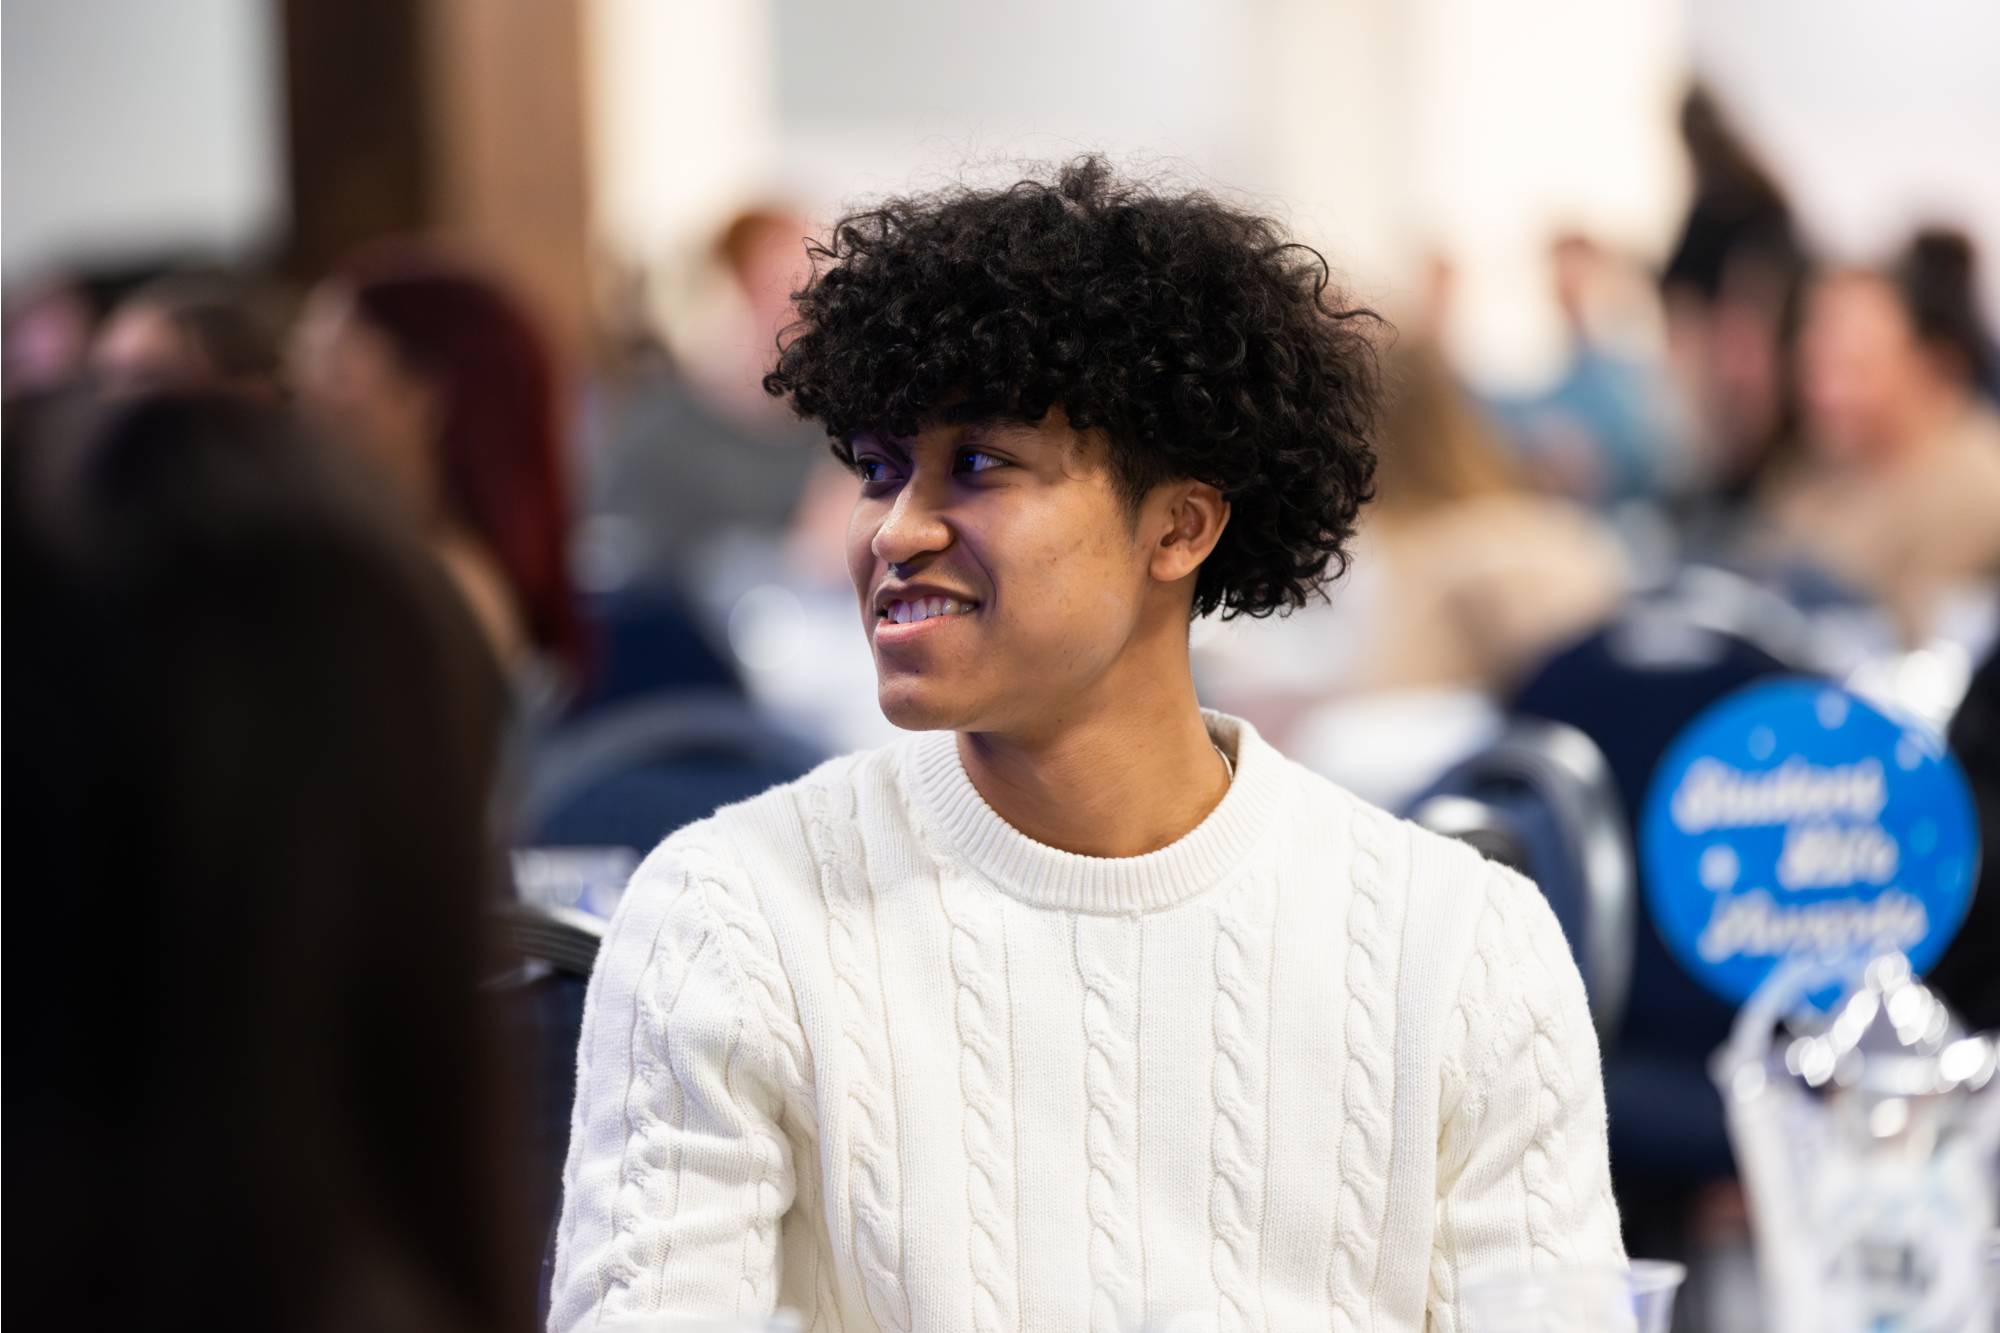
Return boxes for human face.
[1798,273,1925,463]
[846,413,1164,736]
[290,285,439,510]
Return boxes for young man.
[550,159,1624,1333]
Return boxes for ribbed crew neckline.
[905,711,1291,914]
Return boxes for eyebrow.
[849,417,1034,460]
[959,418,1048,450]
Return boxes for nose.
[869,472,953,570]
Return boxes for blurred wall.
[586,0,779,267]
[770,0,1256,204]
[586,0,1685,389]
[2,0,284,281]
[1252,0,1686,389]
[1404,0,1687,386]
[11,1,1989,376]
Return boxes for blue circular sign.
[1640,678,1980,1005]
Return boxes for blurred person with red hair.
[292,250,583,681]
[1764,229,2000,642]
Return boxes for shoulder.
[1271,748,1563,993]
[1275,750,1501,903]
[693,740,906,869]
[1446,854,1595,1097]
[614,740,905,935]
[594,749,899,1055]
[1460,856,1578,1003]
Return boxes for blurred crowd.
[1199,90,2000,814]
[5,83,1998,1333]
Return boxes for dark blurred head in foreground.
[3,394,530,1332]
[292,249,581,676]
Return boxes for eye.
[853,455,900,486]
[957,449,1006,475]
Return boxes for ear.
[1148,480,1231,587]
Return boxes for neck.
[955,631,1228,858]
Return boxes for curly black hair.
[763,157,1385,619]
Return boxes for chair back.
[1409,719,1635,1037]
[489,901,603,1324]
[523,689,822,854]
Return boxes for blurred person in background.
[1196,339,1628,803]
[1658,86,1809,562]
[291,249,585,687]
[3,272,99,395]
[3,393,533,1333]
[1762,228,2000,643]
[561,205,867,740]
[5,261,189,399]
[549,158,1622,1331]
[580,204,831,597]
[1661,86,1795,311]
[91,270,288,397]
[1361,340,1630,687]
[1488,233,1687,509]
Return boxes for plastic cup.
[1462,1259,1687,1333]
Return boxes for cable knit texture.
[548,713,1625,1332]
[802,777,910,1333]
[931,851,1017,1333]
[1208,874,1274,1333]
[1077,915,1144,1333]
[1328,800,1398,1331]
[683,844,844,1331]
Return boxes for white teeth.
[882,596,976,625]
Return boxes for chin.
[875,678,981,733]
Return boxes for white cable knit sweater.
[549,713,1624,1332]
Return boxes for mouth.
[875,594,980,629]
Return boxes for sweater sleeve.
[547,839,796,1332]
[1428,863,1627,1331]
